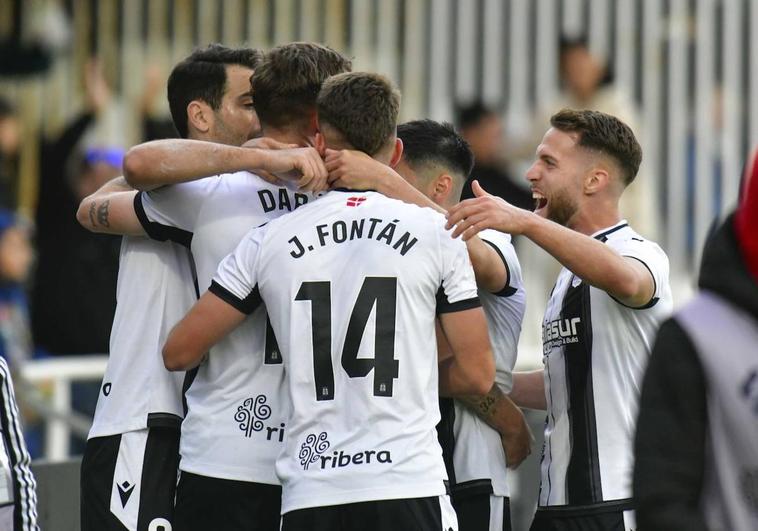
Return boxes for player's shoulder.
[606,222,669,262]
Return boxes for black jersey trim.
[451,478,495,500]
[562,281,603,504]
[181,367,198,417]
[436,289,482,314]
[436,397,457,487]
[331,187,377,193]
[482,239,518,297]
[594,222,629,241]
[536,498,634,516]
[608,256,660,309]
[0,361,36,529]
[146,412,182,429]
[134,192,193,248]
[209,280,262,315]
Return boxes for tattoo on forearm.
[476,393,498,417]
[88,201,96,227]
[97,200,110,227]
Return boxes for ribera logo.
[299,432,392,471]
[234,395,285,442]
[542,317,582,354]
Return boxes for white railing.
[20,356,108,461]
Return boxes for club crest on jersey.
[542,317,581,354]
[298,432,393,471]
[346,196,366,207]
[234,394,285,442]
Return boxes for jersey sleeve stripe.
[134,192,193,248]
[481,239,518,297]
[435,287,482,314]
[208,280,262,314]
[612,256,660,310]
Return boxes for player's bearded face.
[213,65,260,146]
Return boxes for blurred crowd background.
[0,0,755,478]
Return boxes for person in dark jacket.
[633,147,758,531]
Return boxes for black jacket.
[633,214,758,530]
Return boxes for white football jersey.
[88,237,194,439]
[539,221,672,507]
[448,229,526,498]
[212,190,481,513]
[135,172,314,484]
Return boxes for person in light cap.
[633,147,758,531]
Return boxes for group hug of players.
[69,41,672,531]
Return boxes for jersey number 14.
[296,277,399,401]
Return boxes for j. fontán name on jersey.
[287,218,419,259]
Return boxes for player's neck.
[262,125,314,148]
[568,204,622,236]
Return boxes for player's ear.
[389,138,403,168]
[584,167,609,195]
[432,174,453,204]
[315,131,326,155]
[187,100,211,135]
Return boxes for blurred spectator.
[456,101,533,211]
[31,60,122,356]
[0,98,20,208]
[634,147,758,530]
[0,210,34,369]
[140,63,180,141]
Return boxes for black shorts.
[453,493,511,531]
[81,427,180,531]
[530,502,635,531]
[173,471,281,531]
[282,495,458,531]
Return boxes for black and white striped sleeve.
[437,228,481,314]
[133,179,213,248]
[210,226,267,315]
[0,359,39,530]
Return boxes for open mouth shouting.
[532,190,548,214]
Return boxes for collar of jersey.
[592,220,629,240]
[332,187,377,193]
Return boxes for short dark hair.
[454,100,499,130]
[317,72,399,155]
[550,108,642,185]
[397,120,474,181]
[253,42,352,130]
[167,44,261,138]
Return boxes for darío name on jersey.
[288,217,418,259]
[257,188,309,213]
[299,432,392,471]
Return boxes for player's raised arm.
[447,180,656,307]
[76,176,145,236]
[124,138,328,192]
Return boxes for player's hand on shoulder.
[446,180,531,240]
[324,148,393,191]
[259,147,329,193]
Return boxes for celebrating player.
[446,109,673,531]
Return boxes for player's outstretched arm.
[163,291,247,371]
[509,370,547,410]
[124,138,328,192]
[437,307,495,396]
[76,176,145,236]
[446,180,655,307]
[458,385,533,469]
